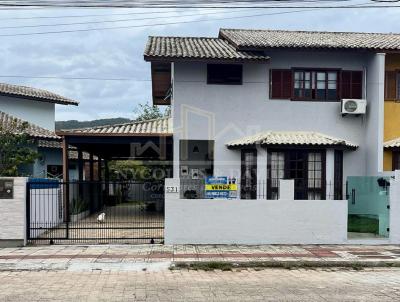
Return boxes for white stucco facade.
[171,50,385,187]
[0,96,55,131]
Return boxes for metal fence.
[27,180,164,245]
[179,178,348,200]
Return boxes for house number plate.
[166,186,179,193]
[0,180,14,199]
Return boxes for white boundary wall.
[0,177,27,246]
[165,179,348,245]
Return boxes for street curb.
[171,260,400,270]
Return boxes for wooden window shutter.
[341,70,363,99]
[385,71,397,100]
[270,69,292,99]
[351,71,363,99]
[341,71,351,99]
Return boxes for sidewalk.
[1,244,400,271]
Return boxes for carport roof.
[58,117,172,137]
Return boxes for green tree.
[0,121,39,176]
[109,160,152,181]
[133,103,165,121]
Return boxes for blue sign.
[205,176,238,199]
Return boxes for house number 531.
[166,186,179,193]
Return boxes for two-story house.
[0,82,78,177]
[143,29,400,200]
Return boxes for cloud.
[0,4,399,121]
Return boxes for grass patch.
[348,215,379,234]
[171,261,400,271]
[173,262,233,271]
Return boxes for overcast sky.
[0,1,399,121]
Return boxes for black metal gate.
[26,180,164,244]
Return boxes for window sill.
[290,98,341,102]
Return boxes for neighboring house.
[383,54,400,171]
[0,82,78,177]
[143,28,400,200]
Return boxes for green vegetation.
[133,103,166,121]
[0,121,39,176]
[173,262,233,271]
[55,118,132,130]
[171,261,400,271]
[348,215,379,234]
[71,197,89,215]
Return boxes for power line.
[0,8,254,29]
[0,0,356,7]
[0,75,151,81]
[0,8,222,21]
[0,5,385,37]
[0,0,398,9]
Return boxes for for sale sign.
[205,176,238,199]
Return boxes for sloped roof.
[59,116,172,136]
[0,111,59,139]
[219,28,400,51]
[384,137,400,149]
[227,131,358,149]
[144,36,270,62]
[37,139,97,160]
[0,82,78,105]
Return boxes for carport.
[26,117,173,244]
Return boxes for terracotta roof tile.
[0,82,78,105]
[60,117,172,135]
[0,111,59,139]
[219,28,400,51]
[384,138,400,149]
[227,131,358,149]
[144,36,270,62]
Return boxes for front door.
[268,149,325,200]
[286,150,308,199]
[241,149,257,199]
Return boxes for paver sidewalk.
[1,244,400,271]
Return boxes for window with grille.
[268,152,285,200]
[267,150,326,200]
[241,149,257,199]
[307,152,323,200]
[293,70,338,101]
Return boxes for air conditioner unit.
[341,99,367,115]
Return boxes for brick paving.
[0,244,400,272]
[1,268,400,301]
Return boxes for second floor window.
[294,70,338,101]
[271,69,363,101]
[207,64,243,85]
[385,70,400,100]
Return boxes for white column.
[256,146,268,199]
[365,52,385,175]
[325,149,335,200]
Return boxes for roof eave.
[144,55,269,64]
[227,143,358,150]
[57,131,173,137]
[0,92,79,106]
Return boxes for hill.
[56,118,132,130]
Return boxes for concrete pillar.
[325,149,335,200]
[366,52,385,175]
